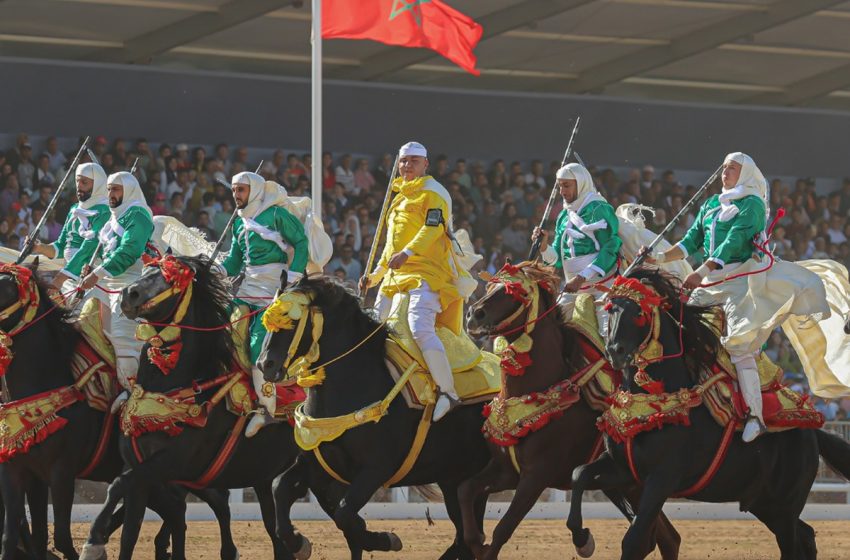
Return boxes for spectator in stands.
[45,136,66,174]
[17,142,35,193]
[325,243,361,280]
[35,153,55,186]
[5,133,28,171]
[335,154,355,193]
[151,192,168,216]
[30,182,52,213]
[195,211,215,241]
[525,159,546,189]
[92,136,108,159]
[353,158,375,194]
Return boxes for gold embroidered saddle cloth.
[384,295,501,409]
[226,304,304,419]
[71,299,119,412]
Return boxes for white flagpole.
[311,0,322,217]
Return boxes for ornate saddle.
[72,298,119,412]
[383,294,501,409]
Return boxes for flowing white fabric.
[717,152,768,223]
[75,162,108,210]
[71,206,100,240]
[558,163,599,214]
[242,217,289,254]
[615,204,694,280]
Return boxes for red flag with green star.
[322,0,483,75]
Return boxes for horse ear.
[165,246,173,255]
[504,257,512,266]
[279,269,289,291]
[31,256,39,272]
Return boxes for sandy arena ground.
[66,519,850,559]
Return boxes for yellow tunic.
[378,175,463,333]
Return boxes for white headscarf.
[99,171,152,253]
[717,152,768,222]
[556,163,602,213]
[75,162,108,210]
[398,141,427,158]
[233,171,268,218]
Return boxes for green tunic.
[52,203,110,278]
[548,200,621,277]
[221,205,309,364]
[677,194,765,267]
[221,206,309,276]
[97,207,155,277]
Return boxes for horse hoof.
[576,531,595,558]
[80,543,107,560]
[387,532,403,552]
[293,535,312,560]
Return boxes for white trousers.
[375,281,457,397]
[557,287,610,338]
[89,273,143,390]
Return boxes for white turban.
[232,171,267,218]
[399,141,427,158]
[106,171,150,219]
[718,152,769,223]
[75,162,108,209]
[556,163,598,212]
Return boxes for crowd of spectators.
[3,132,849,413]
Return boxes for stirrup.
[433,392,461,422]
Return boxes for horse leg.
[272,457,312,559]
[617,487,681,560]
[255,481,291,560]
[333,469,398,560]
[458,459,517,559]
[748,506,802,560]
[116,470,153,560]
[146,483,188,560]
[81,476,127,560]
[480,469,549,560]
[190,487,239,560]
[796,519,817,560]
[619,472,680,560]
[438,481,477,560]
[50,468,80,560]
[1,468,27,560]
[567,453,634,558]
[26,479,49,560]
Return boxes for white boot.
[738,367,766,443]
[246,367,278,438]
[422,349,460,421]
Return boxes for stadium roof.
[6,0,850,110]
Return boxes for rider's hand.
[32,241,55,258]
[563,276,585,294]
[388,251,409,270]
[638,246,656,265]
[683,271,704,291]
[532,227,549,249]
[80,272,98,291]
[358,275,370,293]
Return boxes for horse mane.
[629,268,723,380]
[294,275,387,350]
[29,265,78,360]
[180,256,234,375]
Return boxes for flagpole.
[311,0,322,217]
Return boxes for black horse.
[92,256,302,560]
[567,270,850,560]
[0,261,236,560]
[258,275,491,560]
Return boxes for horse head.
[0,262,37,331]
[121,254,196,321]
[258,276,385,390]
[466,261,559,338]
[604,275,667,372]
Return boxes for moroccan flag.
[322,0,483,75]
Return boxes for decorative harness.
[0,264,109,475]
[261,288,432,488]
[123,255,247,488]
[480,264,612,472]
[601,275,734,497]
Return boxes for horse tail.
[413,484,444,502]
[816,429,850,480]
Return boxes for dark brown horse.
[459,262,681,560]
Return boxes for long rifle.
[17,137,90,263]
[528,117,581,260]
[358,154,399,299]
[207,161,264,267]
[622,163,723,277]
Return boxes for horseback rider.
[77,171,156,411]
[33,162,111,293]
[531,162,622,334]
[220,171,309,438]
[359,141,465,422]
[642,152,829,442]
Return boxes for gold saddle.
[384,294,501,409]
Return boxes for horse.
[567,269,850,560]
[92,255,304,560]
[458,262,681,560]
[257,274,491,560]
[0,261,238,560]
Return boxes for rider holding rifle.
[531,162,622,335]
[641,152,829,443]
